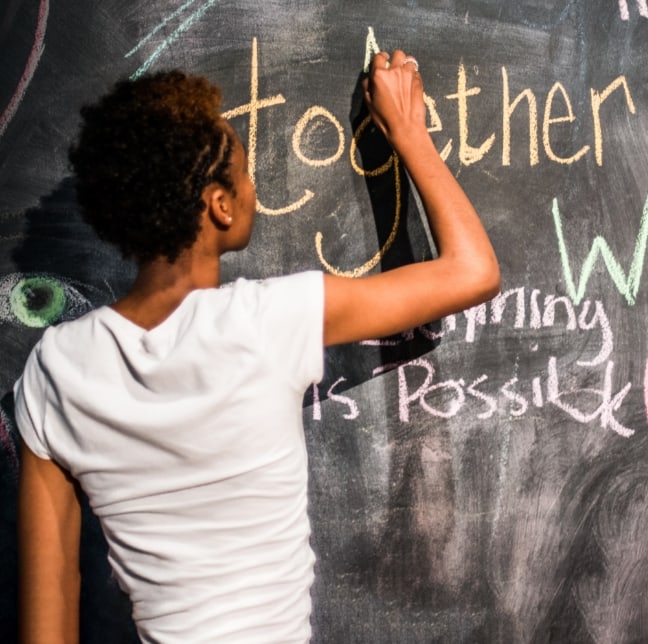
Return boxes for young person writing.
[16,50,499,643]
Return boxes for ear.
[206,185,233,228]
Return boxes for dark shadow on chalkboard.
[11,177,135,297]
[309,75,442,404]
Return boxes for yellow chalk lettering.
[542,82,589,164]
[424,93,452,161]
[446,64,495,166]
[591,75,636,166]
[349,114,393,177]
[222,38,313,215]
[501,67,539,166]
[292,106,345,167]
[316,154,402,277]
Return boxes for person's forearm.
[389,124,499,289]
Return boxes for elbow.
[482,256,501,300]
[464,254,501,306]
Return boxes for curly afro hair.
[68,70,235,264]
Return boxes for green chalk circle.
[10,277,67,328]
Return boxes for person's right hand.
[361,50,427,144]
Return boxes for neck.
[112,248,221,329]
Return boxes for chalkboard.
[2,1,648,641]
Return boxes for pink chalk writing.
[0,0,49,139]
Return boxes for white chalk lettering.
[547,357,634,437]
[360,286,613,368]
[466,375,498,419]
[312,353,637,437]
[501,377,528,417]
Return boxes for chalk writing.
[220,34,642,278]
[0,0,49,139]
[590,77,637,165]
[292,106,345,167]
[326,377,360,420]
[222,38,312,216]
[130,21,638,168]
[0,410,18,474]
[0,273,94,327]
[129,0,221,79]
[312,286,637,436]
[619,0,648,20]
[542,81,589,164]
[446,66,636,167]
[366,27,637,167]
[125,0,199,58]
[362,26,380,74]
[364,28,453,160]
[315,112,401,275]
[222,38,403,274]
[316,153,402,278]
[363,285,614,367]
[394,355,634,437]
[312,354,636,437]
[223,30,639,220]
[553,196,648,305]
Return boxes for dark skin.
[18,51,500,642]
[110,123,257,330]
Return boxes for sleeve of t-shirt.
[256,271,324,391]
[13,339,52,460]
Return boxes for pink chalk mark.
[0,0,49,137]
[0,414,18,474]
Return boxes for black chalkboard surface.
[2,1,648,642]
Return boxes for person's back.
[18,275,322,641]
[16,51,500,643]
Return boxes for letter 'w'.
[552,196,648,306]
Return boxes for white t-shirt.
[15,271,325,643]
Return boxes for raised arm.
[18,441,81,644]
[324,50,500,346]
